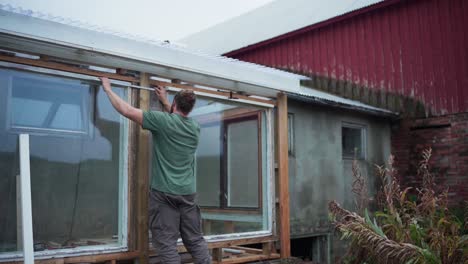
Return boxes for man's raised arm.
[100,77,143,125]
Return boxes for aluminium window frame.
[4,71,94,138]
[0,62,130,261]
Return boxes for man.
[99,77,211,264]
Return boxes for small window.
[342,123,366,159]
[8,74,91,136]
[288,113,294,156]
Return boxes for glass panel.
[10,76,87,133]
[0,71,20,254]
[191,98,267,236]
[148,91,270,238]
[197,125,221,207]
[227,119,259,208]
[342,126,363,158]
[0,134,20,253]
[0,68,128,255]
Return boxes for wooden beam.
[0,55,275,106]
[0,54,137,82]
[212,253,280,264]
[63,252,140,263]
[136,73,151,264]
[0,252,141,264]
[150,80,276,106]
[157,235,277,255]
[127,88,140,251]
[276,92,291,258]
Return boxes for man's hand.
[99,77,112,92]
[154,85,168,101]
[98,76,143,125]
[154,84,171,112]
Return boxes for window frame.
[197,111,263,212]
[287,113,294,156]
[5,72,94,138]
[0,65,130,261]
[341,122,367,160]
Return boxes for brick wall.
[391,112,468,207]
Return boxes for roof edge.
[224,0,402,57]
[287,92,399,118]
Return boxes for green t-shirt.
[142,111,200,195]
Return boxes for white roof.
[181,0,382,54]
[0,4,395,116]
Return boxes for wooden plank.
[63,251,140,263]
[136,73,151,264]
[2,252,141,264]
[168,235,277,254]
[149,80,276,106]
[213,253,280,264]
[231,246,263,255]
[0,54,137,82]
[19,134,34,264]
[276,93,291,258]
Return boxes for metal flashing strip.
[289,86,398,117]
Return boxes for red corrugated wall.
[226,0,468,116]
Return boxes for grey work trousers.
[149,189,211,264]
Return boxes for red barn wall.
[226,0,468,205]
[227,0,468,116]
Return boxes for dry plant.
[329,148,467,264]
[351,159,369,215]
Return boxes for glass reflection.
[150,92,269,236]
[0,68,127,254]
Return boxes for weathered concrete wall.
[287,99,391,238]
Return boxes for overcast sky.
[0,0,274,42]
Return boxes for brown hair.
[174,90,196,115]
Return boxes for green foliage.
[328,149,468,264]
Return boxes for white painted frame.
[19,134,34,264]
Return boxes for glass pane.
[149,91,270,238]
[191,98,267,236]
[342,126,363,158]
[0,71,20,254]
[0,134,20,253]
[10,75,87,133]
[197,125,221,207]
[1,68,128,254]
[227,119,259,208]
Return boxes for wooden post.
[136,73,151,264]
[276,93,290,258]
